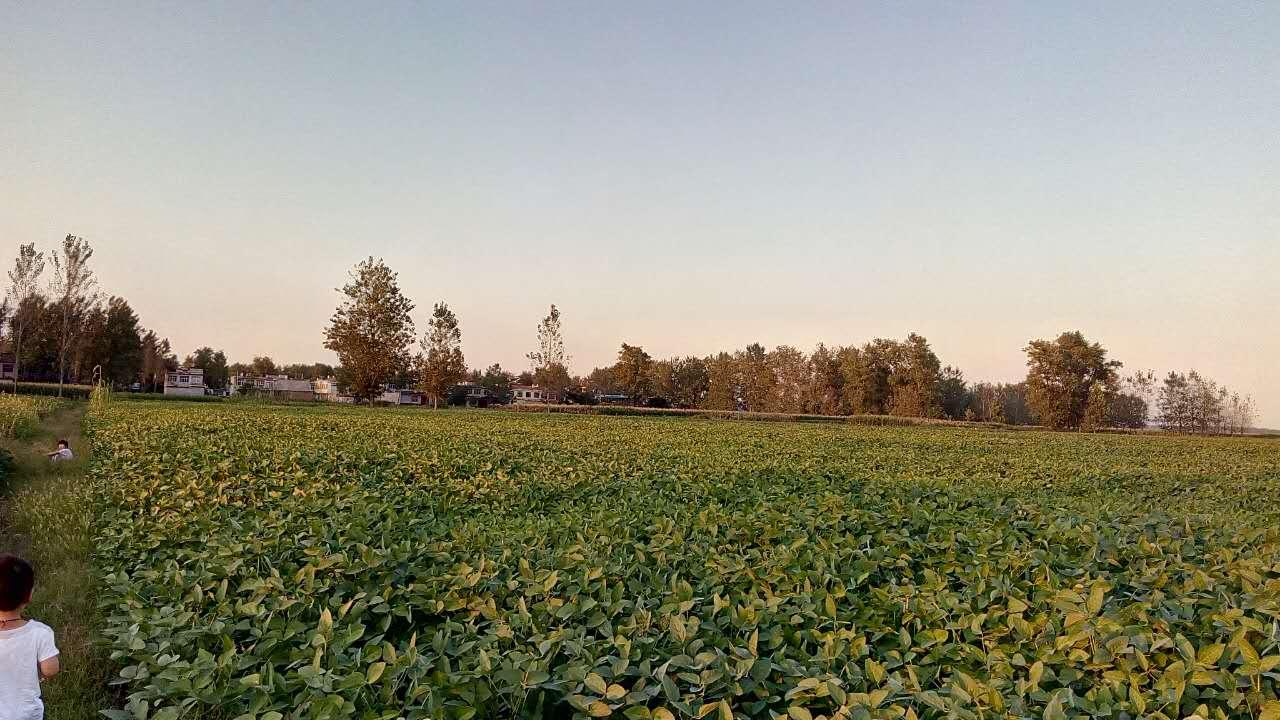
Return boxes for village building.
[229,374,287,395]
[511,384,548,404]
[378,387,424,405]
[313,377,346,402]
[450,383,499,408]
[164,367,207,397]
[271,378,316,402]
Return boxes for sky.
[2,2,1277,424]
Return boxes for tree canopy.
[323,257,416,403]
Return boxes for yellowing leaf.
[1237,637,1260,665]
[1028,660,1044,688]
[1086,581,1107,615]
[1196,643,1225,666]
[585,673,608,695]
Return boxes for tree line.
[321,257,1259,433]
[2,247,1260,435]
[1,238,335,395]
[7,247,1256,435]
[1,237,164,392]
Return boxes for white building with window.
[164,367,206,397]
[511,384,547,404]
[230,374,287,395]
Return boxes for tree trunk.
[12,332,21,396]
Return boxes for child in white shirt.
[0,555,60,720]
[44,441,72,463]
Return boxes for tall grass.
[0,394,64,438]
[0,403,115,718]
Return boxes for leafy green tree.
[612,343,654,402]
[648,359,676,402]
[766,345,808,413]
[1106,392,1147,429]
[1023,331,1121,429]
[47,235,98,396]
[140,331,163,391]
[847,340,896,414]
[585,366,615,395]
[98,297,144,387]
[6,243,45,391]
[669,356,709,409]
[278,363,337,380]
[13,295,57,380]
[69,303,106,384]
[1082,382,1109,431]
[323,257,416,403]
[736,343,773,412]
[991,395,1007,424]
[416,302,466,408]
[251,356,278,376]
[527,304,570,401]
[805,344,843,415]
[702,352,739,411]
[939,366,970,420]
[186,347,230,389]
[478,363,513,401]
[888,333,942,418]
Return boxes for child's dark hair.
[57,439,69,448]
[0,555,34,611]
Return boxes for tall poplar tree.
[5,244,45,393]
[47,234,98,396]
[416,302,465,408]
[527,304,570,400]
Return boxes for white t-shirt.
[0,620,59,720]
[50,448,72,462]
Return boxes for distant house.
[164,367,207,397]
[511,384,548,404]
[378,388,424,405]
[230,374,287,395]
[0,354,14,381]
[449,383,499,408]
[313,377,345,402]
[229,374,316,401]
[272,378,316,402]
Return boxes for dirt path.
[0,402,115,719]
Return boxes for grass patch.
[0,402,115,719]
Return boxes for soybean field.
[87,401,1280,720]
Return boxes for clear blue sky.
[3,2,1277,423]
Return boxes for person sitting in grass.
[0,554,60,719]
[44,440,72,463]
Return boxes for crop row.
[86,402,1280,720]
